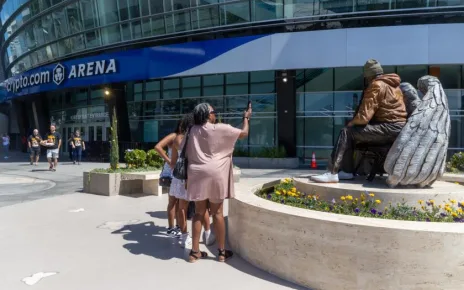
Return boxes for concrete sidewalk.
[0,156,310,290]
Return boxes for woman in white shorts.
[171,113,215,249]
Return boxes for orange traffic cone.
[311,152,317,169]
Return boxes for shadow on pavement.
[146,211,168,220]
[112,221,185,260]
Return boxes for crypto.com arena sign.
[5,59,117,93]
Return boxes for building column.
[276,70,297,157]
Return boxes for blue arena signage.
[0,35,265,99]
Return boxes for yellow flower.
[455,182,460,185]
[452,212,458,218]
[369,193,375,197]
[361,201,366,206]
[282,190,287,194]
[346,195,353,201]
[340,196,346,201]
[375,199,381,204]
[460,201,464,207]
[275,191,281,195]
[355,198,359,202]
[418,200,424,205]
[450,199,457,205]
[458,208,463,214]
[429,200,435,205]
[445,206,452,213]
[445,203,451,208]
[421,206,426,210]
[438,205,442,209]
[360,193,366,201]
[292,187,297,192]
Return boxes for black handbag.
[159,176,172,187]
[173,128,190,180]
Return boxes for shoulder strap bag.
[173,127,191,180]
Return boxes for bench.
[354,144,392,182]
[120,172,163,196]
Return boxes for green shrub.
[447,152,464,173]
[110,107,119,170]
[124,149,147,168]
[146,149,164,169]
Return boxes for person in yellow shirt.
[71,130,85,165]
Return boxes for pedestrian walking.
[2,134,10,159]
[71,130,85,165]
[28,129,42,165]
[41,124,62,171]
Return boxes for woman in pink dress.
[183,103,251,262]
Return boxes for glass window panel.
[121,23,131,41]
[250,71,275,94]
[33,19,45,45]
[250,70,274,82]
[397,65,428,86]
[164,78,179,90]
[252,0,283,21]
[91,88,105,105]
[134,92,143,101]
[71,34,85,52]
[204,74,223,86]
[144,101,160,116]
[101,25,121,44]
[249,118,276,146]
[118,0,129,21]
[152,16,165,35]
[142,19,151,37]
[183,76,200,87]
[181,98,198,113]
[80,0,97,29]
[334,91,362,119]
[297,68,334,92]
[85,30,101,48]
[42,14,56,42]
[140,0,150,16]
[250,94,276,112]
[66,3,82,34]
[203,86,223,96]
[128,0,140,18]
[203,96,224,113]
[334,67,363,91]
[191,0,219,6]
[127,101,143,118]
[226,72,248,84]
[225,95,247,113]
[173,0,190,10]
[131,21,142,39]
[430,65,461,89]
[162,99,181,114]
[165,11,191,33]
[304,117,334,146]
[250,83,274,94]
[183,88,201,98]
[146,80,160,91]
[226,85,248,95]
[134,82,143,93]
[164,0,173,11]
[220,2,250,25]
[191,6,219,29]
[53,8,69,39]
[150,1,164,14]
[39,0,52,11]
[97,0,119,25]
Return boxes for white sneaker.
[338,171,354,180]
[181,233,192,248]
[203,230,216,246]
[311,172,339,183]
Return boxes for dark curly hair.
[193,103,211,125]
[180,113,194,134]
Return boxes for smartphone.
[247,100,252,110]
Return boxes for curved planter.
[228,180,464,290]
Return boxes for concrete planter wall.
[228,180,464,290]
[233,157,299,169]
[83,168,242,196]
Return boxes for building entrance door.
[61,122,110,154]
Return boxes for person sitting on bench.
[311,59,408,183]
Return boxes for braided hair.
[180,113,194,134]
[193,103,211,125]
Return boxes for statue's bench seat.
[354,143,393,182]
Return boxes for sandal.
[188,250,208,263]
[218,249,233,262]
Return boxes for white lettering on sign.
[5,58,118,93]
[70,112,109,121]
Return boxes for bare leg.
[178,199,189,233]
[192,201,208,252]
[203,206,211,231]
[209,201,225,249]
[167,196,178,228]
[53,158,58,169]
[47,158,53,169]
[35,154,39,164]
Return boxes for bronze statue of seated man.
[312,59,408,183]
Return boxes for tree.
[110,107,119,170]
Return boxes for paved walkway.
[0,152,311,290]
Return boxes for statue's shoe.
[311,172,339,183]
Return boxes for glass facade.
[126,70,277,152]
[2,0,464,76]
[296,64,464,165]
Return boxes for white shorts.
[47,148,59,159]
